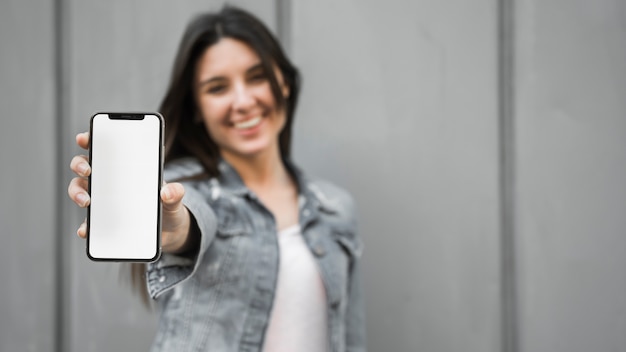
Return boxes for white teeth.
[234,116,262,129]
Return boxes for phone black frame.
[86,112,164,262]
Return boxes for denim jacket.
[146,158,366,352]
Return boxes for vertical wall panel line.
[498,0,518,351]
[54,0,68,351]
[276,0,291,54]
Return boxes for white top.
[262,225,329,352]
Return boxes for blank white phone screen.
[88,114,161,260]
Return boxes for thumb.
[161,182,185,212]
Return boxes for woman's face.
[194,38,289,161]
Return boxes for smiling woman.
[194,38,290,163]
[66,5,366,352]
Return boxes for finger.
[77,218,87,239]
[160,182,185,212]
[76,132,89,150]
[68,177,90,207]
[69,155,90,177]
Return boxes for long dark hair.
[162,5,300,175]
[129,5,300,306]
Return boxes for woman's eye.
[206,85,226,94]
[249,73,267,83]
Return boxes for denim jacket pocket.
[312,226,359,308]
[332,228,363,260]
[213,197,250,238]
[216,217,248,237]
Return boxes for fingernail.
[76,193,90,207]
[77,163,90,176]
[162,187,171,201]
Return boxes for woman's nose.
[232,83,255,111]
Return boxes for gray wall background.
[0,0,624,351]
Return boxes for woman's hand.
[159,182,194,253]
[67,132,193,253]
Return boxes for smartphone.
[87,112,164,262]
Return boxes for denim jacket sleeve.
[146,181,217,299]
[343,196,367,351]
[346,251,366,351]
[146,160,217,299]
[313,179,367,351]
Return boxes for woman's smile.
[233,115,263,130]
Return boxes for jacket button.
[158,275,166,283]
[313,245,326,257]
